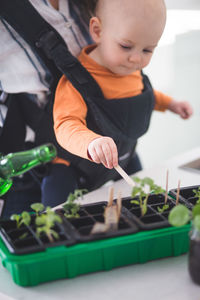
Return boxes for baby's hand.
[88,137,118,169]
[168,100,193,119]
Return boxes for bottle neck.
[0,177,12,197]
[0,144,56,179]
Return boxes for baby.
[54,0,193,190]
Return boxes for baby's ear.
[89,16,102,43]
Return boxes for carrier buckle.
[36,30,76,67]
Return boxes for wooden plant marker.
[176,180,181,205]
[91,188,122,234]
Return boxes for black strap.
[0,0,104,100]
[0,0,134,144]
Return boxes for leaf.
[193,215,200,232]
[142,177,154,187]
[192,204,200,218]
[168,205,190,227]
[153,185,165,195]
[131,200,139,205]
[10,214,21,228]
[19,232,28,240]
[35,215,46,226]
[131,186,142,197]
[10,214,20,221]
[74,188,88,199]
[31,203,44,213]
[132,176,141,183]
[21,211,31,226]
[157,204,169,213]
[66,193,76,203]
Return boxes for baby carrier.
[0,0,155,191]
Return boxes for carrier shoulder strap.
[0,0,104,100]
[0,0,132,142]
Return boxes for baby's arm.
[167,99,193,119]
[54,76,118,169]
[154,90,193,119]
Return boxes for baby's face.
[93,0,166,76]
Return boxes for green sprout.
[35,207,62,243]
[62,189,88,219]
[169,203,200,232]
[31,202,45,217]
[157,204,169,214]
[11,211,31,228]
[131,177,165,217]
[10,214,21,228]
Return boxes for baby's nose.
[128,51,141,64]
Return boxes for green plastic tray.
[0,224,190,286]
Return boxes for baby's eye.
[120,44,132,50]
[143,49,153,53]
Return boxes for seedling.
[35,207,62,243]
[193,187,200,204]
[157,204,169,214]
[157,170,169,213]
[62,189,88,219]
[11,211,31,229]
[169,203,200,232]
[31,203,44,217]
[131,177,165,217]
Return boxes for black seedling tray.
[0,193,194,255]
[121,194,176,230]
[56,201,139,242]
[0,219,76,255]
[169,185,200,208]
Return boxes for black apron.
[63,73,155,190]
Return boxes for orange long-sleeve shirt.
[54,45,172,165]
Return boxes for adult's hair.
[74,0,98,23]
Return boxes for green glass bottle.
[0,143,57,196]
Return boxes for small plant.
[131,177,165,217]
[169,203,200,232]
[35,207,62,243]
[157,204,169,214]
[31,203,45,216]
[11,202,63,243]
[62,189,88,219]
[193,187,200,204]
[11,211,31,229]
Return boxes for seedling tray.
[57,201,139,242]
[121,194,176,230]
[0,224,190,286]
[0,219,75,255]
[0,196,192,286]
[169,185,200,207]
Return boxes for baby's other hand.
[168,100,193,119]
[88,137,118,169]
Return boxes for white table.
[0,147,200,300]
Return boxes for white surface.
[0,255,199,300]
[0,147,200,299]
